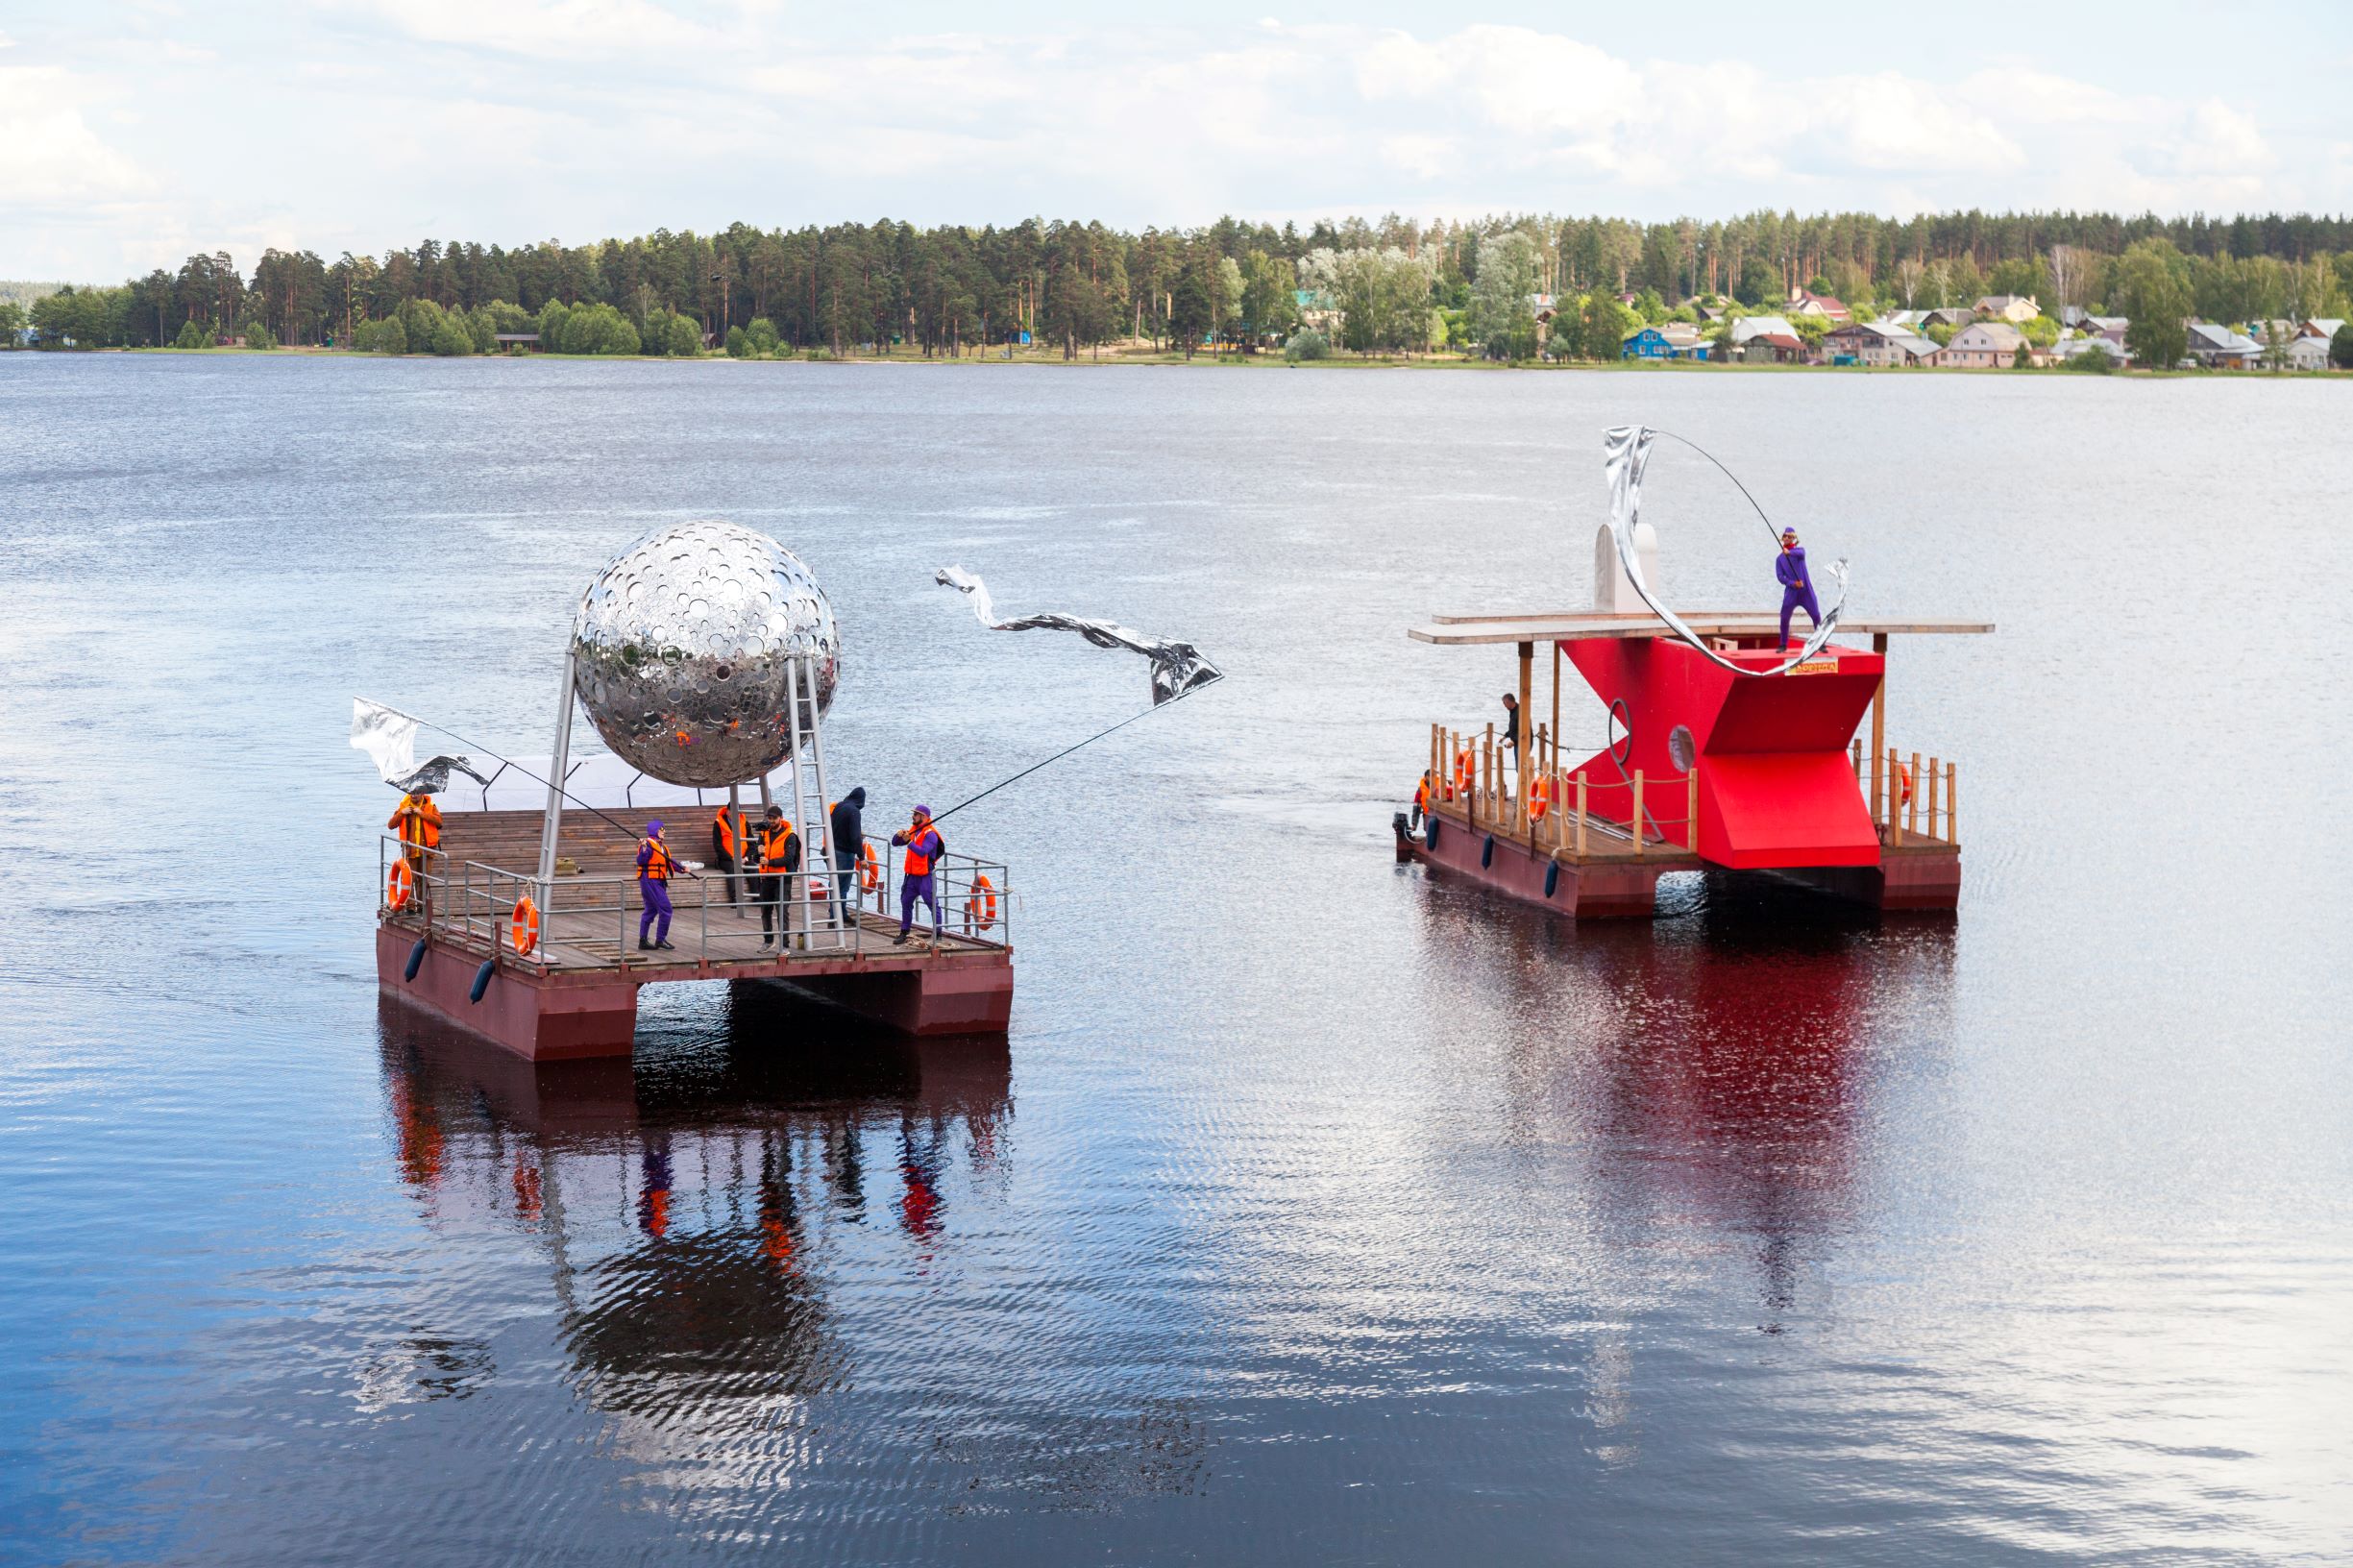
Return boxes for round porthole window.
[1607,698,1632,767]
[1668,724,1696,772]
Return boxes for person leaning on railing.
[755,805,800,950]
[829,786,867,921]
[387,789,442,868]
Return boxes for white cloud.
[0,66,151,207]
[339,0,711,57]
[2159,98,2272,177]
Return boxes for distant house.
[1623,325,1676,359]
[1738,331,1807,364]
[1973,295,2041,324]
[1936,321,2028,367]
[1788,289,1851,323]
[2085,315,2129,343]
[2054,336,2127,366]
[2187,322,2260,368]
[1624,323,1703,359]
[2285,334,2332,371]
[1921,306,1976,331]
[2300,317,2345,340]
[494,332,541,352]
[1294,288,1339,334]
[1823,320,1933,366]
[1728,314,1799,345]
[1692,302,1734,323]
[2058,306,2096,330]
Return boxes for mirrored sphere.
[571,521,840,787]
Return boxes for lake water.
[2,355,2349,1564]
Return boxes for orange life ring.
[510,895,540,956]
[858,841,880,894]
[1896,763,1914,807]
[1454,748,1474,795]
[966,873,998,931]
[386,858,413,910]
[1529,773,1553,821]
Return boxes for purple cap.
[645,819,663,835]
[914,804,932,819]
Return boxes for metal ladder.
[781,655,846,949]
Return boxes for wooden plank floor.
[1427,797,1704,870]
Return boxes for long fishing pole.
[929,681,1217,825]
[377,701,713,878]
[1651,429,1789,549]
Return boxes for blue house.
[1623,326,1674,359]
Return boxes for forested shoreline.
[8,208,2353,359]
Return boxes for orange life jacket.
[389,794,442,850]
[758,821,797,873]
[639,838,673,881]
[901,822,941,877]
[714,806,738,857]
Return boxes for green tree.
[1468,232,1541,360]
[371,317,408,354]
[1167,268,1211,358]
[1574,293,1635,361]
[2332,322,2353,369]
[745,316,780,355]
[244,320,279,350]
[2011,340,2032,368]
[174,318,211,350]
[2022,314,2061,349]
[429,314,472,355]
[0,301,25,346]
[664,312,699,356]
[2114,239,2192,369]
[725,324,749,357]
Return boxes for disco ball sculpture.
[570,521,840,788]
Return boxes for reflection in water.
[1414,870,1955,1458]
[376,984,1012,1453]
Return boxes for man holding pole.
[891,805,944,946]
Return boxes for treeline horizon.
[16,206,2353,356]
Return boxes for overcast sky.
[5,0,2350,281]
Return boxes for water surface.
[2,355,2348,1563]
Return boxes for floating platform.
[1400,610,1983,918]
[377,809,1013,1061]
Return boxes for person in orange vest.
[387,789,442,868]
[710,801,745,905]
[635,820,675,951]
[890,804,944,945]
[754,805,800,949]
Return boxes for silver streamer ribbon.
[350,697,488,795]
[935,566,1224,704]
[1604,425,1849,676]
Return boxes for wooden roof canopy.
[1408,611,1993,646]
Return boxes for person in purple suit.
[1776,527,1821,650]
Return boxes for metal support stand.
[535,650,577,911]
[781,656,842,949]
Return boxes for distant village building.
[1973,295,2041,325]
[2054,336,2127,366]
[1622,322,1707,360]
[2285,334,2332,371]
[494,332,541,352]
[2300,317,2345,340]
[1918,306,1976,331]
[1822,320,1934,366]
[1728,315,1799,346]
[1294,288,1339,335]
[1787,289,1851,323]
[2186,322,2260,368]
[1737,331,1807,364]
[1936,321,2029,367]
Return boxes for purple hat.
[914,803,932,819]
[645,819,664,834]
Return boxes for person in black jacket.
[829,787,867,922]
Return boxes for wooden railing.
[1851,739,1958,846]
[1426,721,1698,857]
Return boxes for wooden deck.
[1409,611,1994,645]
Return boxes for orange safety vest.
[901,822,941,877]
[758,822,797,873]
[639,838,673,881]
[714,806,739,858]
[389,793,442,850]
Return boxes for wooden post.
[1888,747,1903,846]
[1516,640,1533,814]
[1550,641,1561,786]
[1870,632,1888,829]
[1947,761,1957,845]
[1576,772,1588,858]
[1927,755,1940,841]
[1632,770,1645,857]
[1907,749,1921,837]
[1686,767,1700,853]
[1851,738,1862,780]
